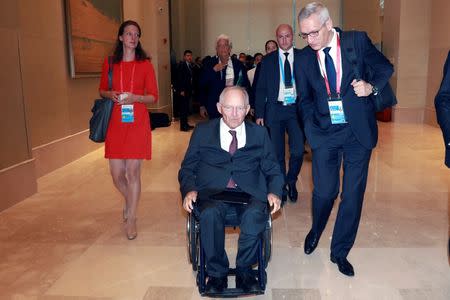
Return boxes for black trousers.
[179,94,190,128]
[311,125,372,258]
[195,198,268,278]
[267,105,305,186]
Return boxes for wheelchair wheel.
[262,215,272,268]
[187,214,199,271]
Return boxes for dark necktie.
[221,67,227,81]
[227,130,237,188]
[283,52,293,88]
[323,47,337,94]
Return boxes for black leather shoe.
[330,256,355,277]
[304,230,320,254]
[281,186,288,205]
[205,276,228,293]
[187,124,195,129]
[287,182,298,202]
[236,272,259,292]
[180,126,190,132]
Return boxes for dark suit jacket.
[435,50,450,167]
[178,119,284,202]
[255,48,302,126]
[199,56,250,119]
[296,29,394,150]
[250,63,261,109]
[175,61,193,97]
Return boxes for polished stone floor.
[0,120,449,299]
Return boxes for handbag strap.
[108,56,113,91]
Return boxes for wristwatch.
[371,84,379,96]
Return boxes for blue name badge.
[328,99,347,124]
[284,87,296,105]
[121,104,134,123]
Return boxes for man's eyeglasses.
[298,22,326,39]
[221,105,248,113]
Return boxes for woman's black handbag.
[89,57,114,143]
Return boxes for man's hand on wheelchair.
[267,193,281,214]
[183,191,198,213]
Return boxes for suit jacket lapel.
[306,47,327,93]
[209,118,223,150]
[273,53,281,94]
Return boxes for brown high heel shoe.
[126,218,137,240]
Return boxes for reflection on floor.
[0,120,449,300]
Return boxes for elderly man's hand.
[183,191,198,213]
[267,193,281,214]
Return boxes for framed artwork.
[65,0,123,78]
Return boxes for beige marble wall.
[382,0,401,93]
[394,0,431,123]
[384,0,449,124]
[342,0,381,44]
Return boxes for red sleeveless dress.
[99,58,159,159]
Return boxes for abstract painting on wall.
[65,0,123,78]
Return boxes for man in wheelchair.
[179,86,284,294]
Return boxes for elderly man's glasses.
[221,105,247,113]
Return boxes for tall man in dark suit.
[435,50,450,168]
[255,24,305,203]
[179,87,283,293]
[175,50,195,131]
[199,34,250,119]
[296,2,394,276]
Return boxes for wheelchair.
[186,193,272,297]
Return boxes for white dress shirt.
[220,119,246,152]
[277,47,297,102]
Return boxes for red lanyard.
[120,61,136,93]
[316,34,341,97]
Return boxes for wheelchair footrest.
[201,287,265,298]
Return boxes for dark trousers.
[311,125,372,258]
[267,105,305,186]
[195,199,268,278]
[179,94,190,128]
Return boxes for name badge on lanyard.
[284,87,296,104]
[316,35,347,124]
[120,62,136,123]
[328,99,346,124]
[121,105,134,123]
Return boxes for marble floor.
[0,120,449,300]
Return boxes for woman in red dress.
[99,20,158,240]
